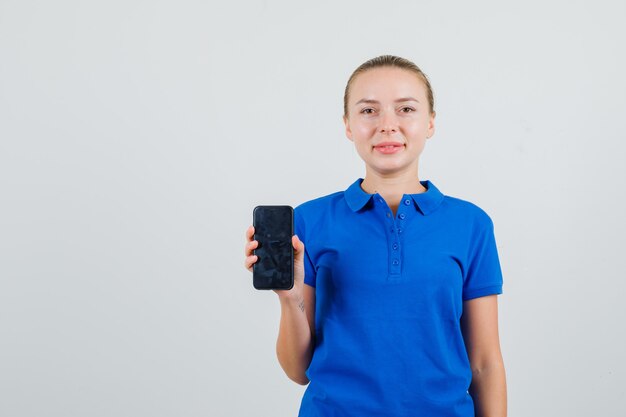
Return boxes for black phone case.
[252,205,294,290]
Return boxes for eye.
[400,107,415,113]
[360,108,375,115]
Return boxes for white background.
[1,0,625,416]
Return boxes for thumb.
[292,235,305,258]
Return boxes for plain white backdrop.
[1,0,625,416]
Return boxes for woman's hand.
[244,225,306,299]
[244,225,315,384]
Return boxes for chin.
[371,163,408,174]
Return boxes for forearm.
[469,360,507,417]
[276,294,314,385]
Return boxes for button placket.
[389,220,401,276]
[375,194,403,280]
[391,200,411,278]
[396,210,404,234]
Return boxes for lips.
[373,142,404,154]
[374,141,404,148]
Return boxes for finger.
[245,239,258,256]
[292,235,304,254]
[245,225,255,241]
[244,254,258,271]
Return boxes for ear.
[426,111,436,139]
[343,114,354,142]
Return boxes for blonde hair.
[343,55,435,118]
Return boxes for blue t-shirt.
[294,178,503,417]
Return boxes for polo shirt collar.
[344,177,445,215]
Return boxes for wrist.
[277,289,304,305]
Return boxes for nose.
[379,110,398,134]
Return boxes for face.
[343,67,435,177]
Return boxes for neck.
[360,174,426,196]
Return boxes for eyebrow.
[355,97,420,105]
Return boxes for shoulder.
[293,191,345,238]
[294,190,344,218]
[440,194,495,230]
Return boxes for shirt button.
[399,213,406,219]
[386,212,391,218]
[404,199,411,205]
[397,228,402,234]
[392,243,398,250]
[392,259,399,265]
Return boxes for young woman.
[244,55,507,417]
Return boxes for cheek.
[353,121,376,138]
[403,118,428,135]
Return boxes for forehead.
[350,67,427,103]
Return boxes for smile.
[374,144,404,154]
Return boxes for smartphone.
[252,205,294,290]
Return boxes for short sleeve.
[463,214,503,300]
[294,207,317,287]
